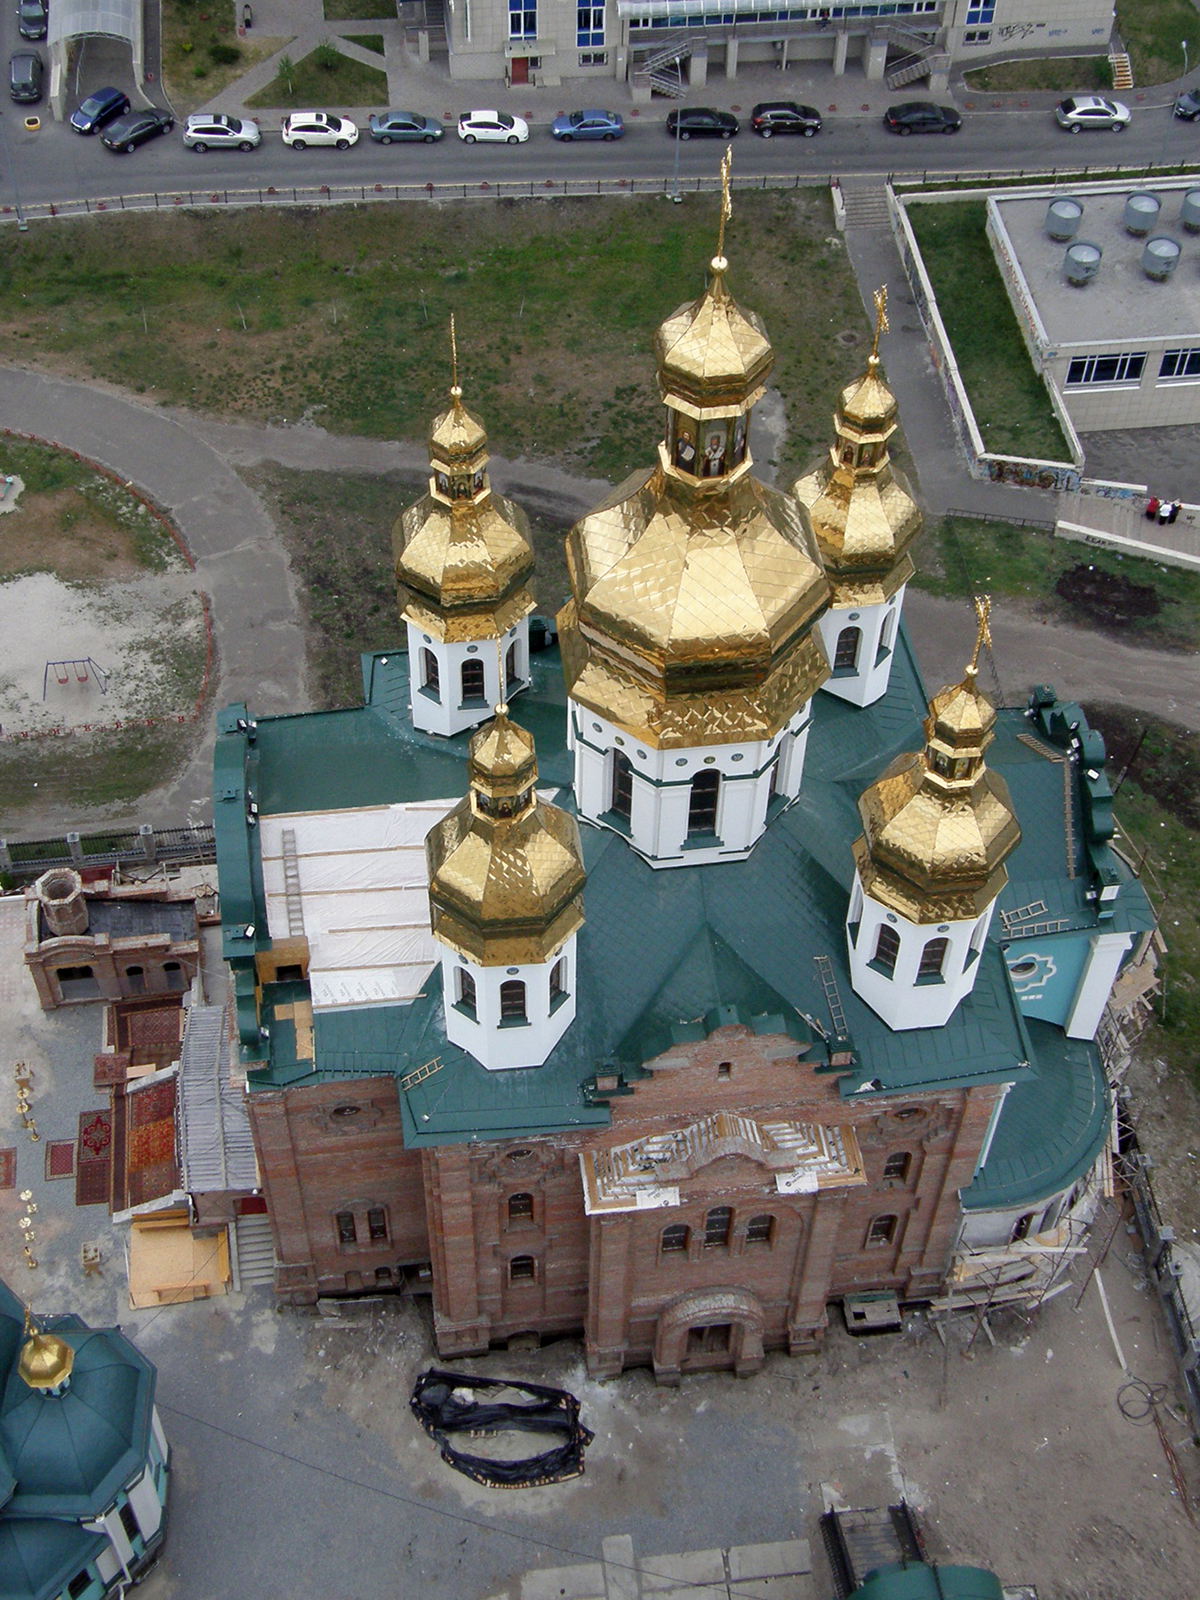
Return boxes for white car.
[183,114,261,152]
[457,109,529,145]
[281,112,359,150]
[1054,95,1131,133]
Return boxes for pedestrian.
[1168,499,1182,524]
[1158,498,1171,525]
[1145,495,1160,520]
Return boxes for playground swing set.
[42,658,109,700]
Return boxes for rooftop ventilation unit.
[1181,189,1200,233]
[1045,197,1083,240]
[1142,235,1181,280]
[1064,241,1102,286]
[1124,192,1161,236]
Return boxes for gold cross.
[870,285,889,361]
[449,314,459,397]
[968,593,992,674]
[716,145,733,261]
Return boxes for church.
[213,178,1154,1382]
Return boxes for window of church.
[833,626,861,675]
[164,961,185,991]
[367,1207,388,1242]
[688,770,720,837]
[717,1061,732,1079]
[866,1214,897,1247]
[336,1211,357,1245]
[508,1192,534,1222]
[917,937,948,984]
[883,1151,911,1183]
[1010,1212,1036,1244]
[422,649,441,702]
[660,1222,689,1253]
[506,640,520,693]
[509,1254,536,1281]
[500,979,527,1024]
[462,658,487,704]
[550,958,568,1011]
[611,751,634,820]
[125,965,145,994]
[704,1206,732,1248]
[457,969,477,1019]
[871,924,900,978]
[745,1214,775,1245]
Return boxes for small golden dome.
[839,356,898,435]
[18,1330,74,1391]
[430,390,488,465]
[654,263,773,419]
[927,668,995,760]
[426,713,586,966]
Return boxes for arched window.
[164,961,185,991]
[500,979,527,1023]
[883,1151,912,1183]
[549,958,567,1009]
[688,769,720,837]
[917,937,948,983]
[461,658,486,704]
[508,1192,534,1223]
[1010,1212,1036,1244]
[505,640,519,693]
[660,1222,689,1253]
[335,1211,357,1245]
[872,924,900,978]
[704,1206,732,1248]
[457,969,477,1019]
[125,965,145,995]
[422,648,440,701]
[866,1214,897,1247]
[611,751,634,820]
[745,1214,775,1245]
[367,1207,388,1242]
[509,1255,536,1282]
[834,626,861,674]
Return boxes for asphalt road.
[1,78,1199,209]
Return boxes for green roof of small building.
[0,1516,107,1600]
[852,1563,1005,1600]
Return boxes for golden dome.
[655,262,773,419]
[853,653,1020,924]
[430,391,488,465]
[426,711,586,966]
[18,1329,74,1391]
[793,351,920,609]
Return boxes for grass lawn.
[963,56,1112,94]
[905,200,1071,462]
[343,33,385,54]
[0,726,198,822]
[160,0,289,117]
[247,47,389,108]
[0,193,867,486]
[915,515,1200,651]
[324,0,396,16]
[1116,0,1199,86]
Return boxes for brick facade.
[250,1020,1001,1380]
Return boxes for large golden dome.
[426,711,586,966]
[853,658,1020,923]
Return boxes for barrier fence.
[0,823,216,881]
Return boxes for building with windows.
[433,0,1114,91]
[987,182,1200,431]
[0,1280,169,1600]
[213,197,1153,1380]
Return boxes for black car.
[17,0,47,40]
[100,108,174,152]
[883,102,962,136]
[8,50,42,103]
[70,85,130,133]
[750,100,822,138]
[665,107,739,141]
[1174,89,1200,120]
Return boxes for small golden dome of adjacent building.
[793,290,920,609]
[18,1325,74,1391]
[426,710,586,966]
[852,602,1020,923]
[393,324,536,646]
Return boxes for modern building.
[213,200,1153,1381]
[0,1280,169,1600]
[987,182,1200,432]
[424,0,1114,92]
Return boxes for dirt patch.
[1086,704,1200,830]
[1056,563,1162,631]
[0,486,150,581]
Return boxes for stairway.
[422,0,447,45]
[886,47,951,90]
[632,31,698,99]
[233,1212,277,1290]
[839,184,892,229]
[1109,51,1133,91]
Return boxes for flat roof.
[993,189,1200,348]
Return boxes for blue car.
[368,110,444,144]
[70,85,130,134]
[550,109,624,142]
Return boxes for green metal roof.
[852,1564,1004,1600]
[0,1516,106,1600]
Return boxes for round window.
[331,1104,361,1120]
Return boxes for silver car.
[183,114,261,152]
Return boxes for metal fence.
[0,823,216,882]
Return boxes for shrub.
[210,42,241,65]
[313,40,340,72]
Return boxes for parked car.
[183,113,260,152]
[665,107,739,140]
[1173,88,1200,120]
[1055,95,1130,132]
[883,102,962,136]
[457,110,529,144]
[750,101,822,138]
[99,108,174,152]
[8,49,42,103]
[550,108,624,142]
[280,112,359,150]
[16,0,47,41]
[69,85,129,134]
[368,110,443,144]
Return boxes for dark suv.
[665,107,739,140]
[70,85,130,134]
[750,101,822,138]
[8,51,43,103]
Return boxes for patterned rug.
[0,1148,14,1190]
[45,1140,76,1180]
[75,1110,112,1208]
[94,1052,130,1088]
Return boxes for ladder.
[813,955,854,1066]
[400,1056,443,1092]
[280,828,305,938]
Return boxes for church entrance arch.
[653,1287,765,1385]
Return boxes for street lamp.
[0,112,28,232]
[1184,39,1190,80]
